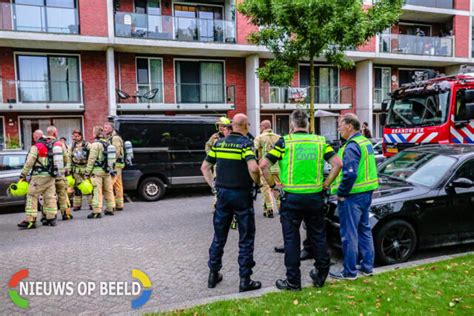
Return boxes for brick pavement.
[0,192,341,314]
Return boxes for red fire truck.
[381,68,474,156]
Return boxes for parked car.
[115,115,218,201]
[0,151,27,207]
[326,144,474,265]
[372,141,387,165]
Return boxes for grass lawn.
[162,254,473,315]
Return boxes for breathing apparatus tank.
[53,144,64,177]
[124,141,134,166]
[106,144,116,173]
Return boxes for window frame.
[135,56,164,103]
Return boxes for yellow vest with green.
[330,135,379,195]
[279,133,327,194]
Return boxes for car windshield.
[379,151,456,187]
[386,90,450,127]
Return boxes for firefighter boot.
[18,219,36,230]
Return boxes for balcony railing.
[114,12,236,43]
[116,83,235,104]
[261,86,353,105]
[379,33,453,57]
[1,80,83,103]
[404,0,453,9]
[0,3,79,34]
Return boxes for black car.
[115,115,218,201]
[326,144,474,265]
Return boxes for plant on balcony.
[239,0,404,132]
[6,136,21,150]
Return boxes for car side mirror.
[450,177,473,189]
[381,99,390,112]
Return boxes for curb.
[150,251,474,313]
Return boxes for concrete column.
[355,60,373,132]
[107,0,115,39]
[106,47,117,117]
[246,55,260,136]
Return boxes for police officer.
[68,129,91,211]
[254,120,280,218]
[104,122,125,211]
[17,129,62,229]
[329,113,379,280]
[201,113,262,292]
[260,110,342,290]
[85,126,115,218]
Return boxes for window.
[454,159,474,182]
[174,4,224,42]
[299,65,339,103]
[135,0,160,15]
[472,17,474,58]
[20,117,81,149]
[16,55,80,103]
[0,118,4,150]
[175,60,224,103]
[0,154,27,171]
[455,89,474,121]
[136,58,163,103]
[399,69,433,85]
[374,67,391,104]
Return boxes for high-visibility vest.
[279,133,328,194]
[330,134,379,195]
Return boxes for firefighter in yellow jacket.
[104,122,125,211]
[254,120,281,218]
[85,126,115,219]
[17,129,61,229]
[68,129,91,211]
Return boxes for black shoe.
[116,207,123,211]
[89,205,93,211]
[239,277,262,292]
[310,268,329,288]
[274,245,285,253]
[18,220,36,229]
[275,279,301,291]
[62,214,73,221]
[43,218,57,227]
[87,213,102,219]
[267,210,274,218]
[72,207,81,212]
[105,211,114,216]
[40,217,47,225]
[207,272,223,288]
[300,249,313,261]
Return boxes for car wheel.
[374,219,417,265]
[138,177,166,201]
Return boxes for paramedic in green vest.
[260,110,342,291]
[329,113,379,281]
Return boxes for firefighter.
[254,120,280,218]
[17,129,62,229]
[201,113,262,292]
[104,121,125,211]
[45,126,73,221]
[68,129,91,211]
[84,126,116,218]
[205,117,231,154]
[260,110,342,290]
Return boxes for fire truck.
[381,66,474,156]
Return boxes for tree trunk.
[309,57,315,133]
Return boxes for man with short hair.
[201,113,262,292]
[104,121,125,211]
[330,113,379,280]
[261,110,342,291]
[69,129,91,211]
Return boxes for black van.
[115,115,218,201]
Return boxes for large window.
[13,0,78,34]
[175,60,224,103]
[16,54,80,103]
[20,117,82,149]
[299,65,339,103]
[374,67,391,104]
[174,4,224,42]
[136,57,163,103]
[472,17,474,58]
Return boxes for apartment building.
[0,0,473,149]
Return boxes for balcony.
[379,33,453,57]
[114,12,236,43]
[260,86,353,110]
[0,2,79,34]
[116,83,235,111]
[0,80,84,111]
[404,0,453,9]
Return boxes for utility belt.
[32,166,51,176]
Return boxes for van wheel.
[138,177,166,201]
[374,219,417,265]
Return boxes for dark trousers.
[208,187,256,278]
[280,192,330,286]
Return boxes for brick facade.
[454,15,470,58]
[78,0,108,37]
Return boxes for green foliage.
[238,0,404,86]
[6,136,21,149]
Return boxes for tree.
[238,0,404,132]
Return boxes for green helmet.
[66,175,75,187]
[9,180,29,197]
[77,179,93,195]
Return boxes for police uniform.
[265,132,335,289]
[330,133,379,279]
[68,139,91,210]
[56,140,73,220]
[254,128,281,217]
[18,136,61,228]
[205,132,258,283]
[85,137,115,217]
[107,131,125,210]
